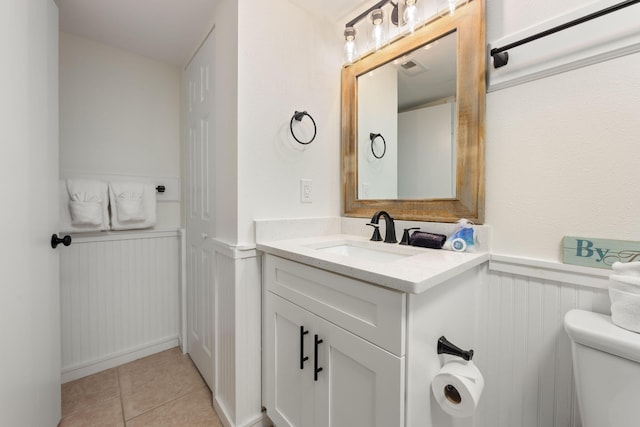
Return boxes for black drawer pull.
[300,326,309,369]
[314,334,323,381]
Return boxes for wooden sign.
[562,236,640,270]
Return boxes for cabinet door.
[314,316,405,427]
[265,293,315,427]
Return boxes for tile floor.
[60,347,223,426]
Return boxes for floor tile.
[62,368,120,418]
[60,348,219,426]
[59,395,124,427]
[126,385,222,427]
[118,349,206,420]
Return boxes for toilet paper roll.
[431,360,484,418]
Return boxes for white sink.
[256,233,490,294]
[310,241,413,263]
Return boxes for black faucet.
[368,211,397,243]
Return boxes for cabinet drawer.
[264,255,405,356]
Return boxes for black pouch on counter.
[409,231,447,249]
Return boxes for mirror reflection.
[357,31,457,200]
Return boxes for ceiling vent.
[401,59,418,69]
[398,59,429,76]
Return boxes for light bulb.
[370,9,386,51]
[404,0,418,33]
[448,0,456,16]
[343,27,357,63]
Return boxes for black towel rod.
[490,0,640,68]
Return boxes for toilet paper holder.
[437,336,474,361]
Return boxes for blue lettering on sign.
[576,239,610,263]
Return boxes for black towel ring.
[290,111,317,145]
[370,133,386,159]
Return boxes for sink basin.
[311,241,412,263]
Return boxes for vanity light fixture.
[404,0,418,33]
[448,0,456,15]
[370,8,387,51]
[344,26,358,63]
[342,0,406,63]
[341,0,467,63]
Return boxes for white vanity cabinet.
[259,235,488,427]
[263,255,406,427]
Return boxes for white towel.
[69,200,103,225]
[108,182,156,230]
[60,179,110,232]
[610,277,640,293]
[112,183,145,222]
[612,261,640,277]
[609,262,640,294]
[609,262,640,331]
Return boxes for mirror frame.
[341,0,485,223]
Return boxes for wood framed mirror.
[341,0,485,223]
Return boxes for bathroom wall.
[358,65,398,199]
[480,2,640,426]
[212,0,239,245]
[398,101,456,199]
[235,0,343,245]
[59,32,182,228]
[485,1,640,262]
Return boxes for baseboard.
[213,397,270,427]
[61,336,180,383]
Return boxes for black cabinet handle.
[314,334,323,381]
[51,234,72,249]
[300,326,309,369]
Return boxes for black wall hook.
[51,234,72,249]
[437,336,474,361]
[156,185,166,193]
[290,111,317,145]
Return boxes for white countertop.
[256,234,489,294]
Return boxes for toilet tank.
[564,309,640,427]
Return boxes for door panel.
[0,1,61,425]
[265,293,315,427]
[186,29,216,389]
[315,316,405,427]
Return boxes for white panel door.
[314,315,405,427]
[265,293,404,427]
[264,293,315,427]
[186,29,216,389]
[0,1,61,425]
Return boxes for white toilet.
[564,309,640,427]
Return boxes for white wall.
[212,0,240,244]
[59,32,182,228]
[358,65,398,199]
[485,1,640,263]
[235,0,343,245]
[398,101,455,199]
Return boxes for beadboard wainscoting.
[207,240,265,427]
[60,230,181,383]
[476,255,611,427]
